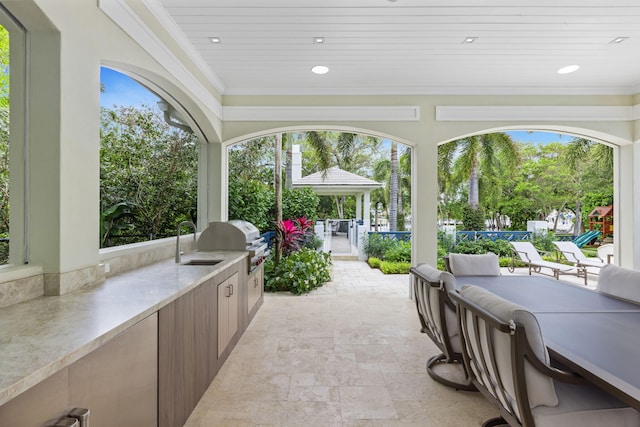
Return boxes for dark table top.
[453,274,640,411]
[538,312,640,410]
[455,275,640,313]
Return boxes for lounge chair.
[509,241,587,285]
[553,241,606,274]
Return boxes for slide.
[572,230,602,248]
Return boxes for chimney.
[292,144,302,183]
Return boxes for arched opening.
[225,128,413,266]
[436,127,618,274]
[99,66,200,248]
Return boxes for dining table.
[454,275,640,411]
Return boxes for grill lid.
[197,220,261,251]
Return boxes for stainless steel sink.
[181,259,222,266]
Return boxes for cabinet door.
[217,272,239,358]
[217,279,230,357]
[247,268,262,315]
[228,272,238,342]
[159,291,196,427]
[0,314,158,427]
[69,313,158,427]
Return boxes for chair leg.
[426,353,477,391]
[482,416,509,427]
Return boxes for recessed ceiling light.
[558,64,580,74]
[209,37,221,43]
[610,36,629,44]
[463,37,477,44]
[314,37,325,44]
[388,0,397,2]
[311,65,329,75]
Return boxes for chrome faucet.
[175,220,197,263]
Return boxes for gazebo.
[290,146,382,231]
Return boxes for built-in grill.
[197,220,269,272]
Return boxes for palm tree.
[302,131,382,218]
[389,141,398,231]
[439,133,520,227]
[274,133,283,262]
[563,137,613,236]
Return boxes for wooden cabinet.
[158,263,244,427]
[247,266,263,317]
[158,276,219,427]
[218,272,239,357]
[0,314,158,427]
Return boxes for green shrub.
[461,205,485,231]
[383,239,411,262]
[283,187,319,221]
[451,239,512,257]
[363,233,394,259]
[264,249,332,295]
[531,232,555,253]
[379,261,411,274]
[499,257,526,268]
[368,257,382,268]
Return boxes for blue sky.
[100,68,577,145]
[100,67,159,108]
[505,130,574,145]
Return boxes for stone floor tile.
[184,261,498,427]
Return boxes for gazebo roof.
[292,166,382,195]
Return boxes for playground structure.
[589,205,614,239]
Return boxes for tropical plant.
[439,133,520,227]
[228,178,274,232]
[263,249,331,294]
[282,186,319,220]
[100,202,136,247]
[274,219,304,256]
[100,105,198,247]
[389,141,399,231]
[383,239,411,262]
[362,233,394,259]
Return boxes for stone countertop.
[0,251,248,406]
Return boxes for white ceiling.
[157,0,640,96]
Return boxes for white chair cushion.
[460,285,558,409]
[448,252,501,276]
[532,381,640,427]
[597,264,640,303]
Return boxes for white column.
[413,140,439,266]
[356,193,362,221]
[363,191,371,229]
[623,143,638,267]
[291,144,302,183]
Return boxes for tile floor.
[184,261,500,426]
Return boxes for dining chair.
[509,241,587,285]
[597,243,614,264]
[409,263,475,391]
[446,252,501,276]
[596,263,640,303]
[451,285,640,427]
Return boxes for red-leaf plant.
[275,219,304,256]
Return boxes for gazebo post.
[363,191,371,230]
